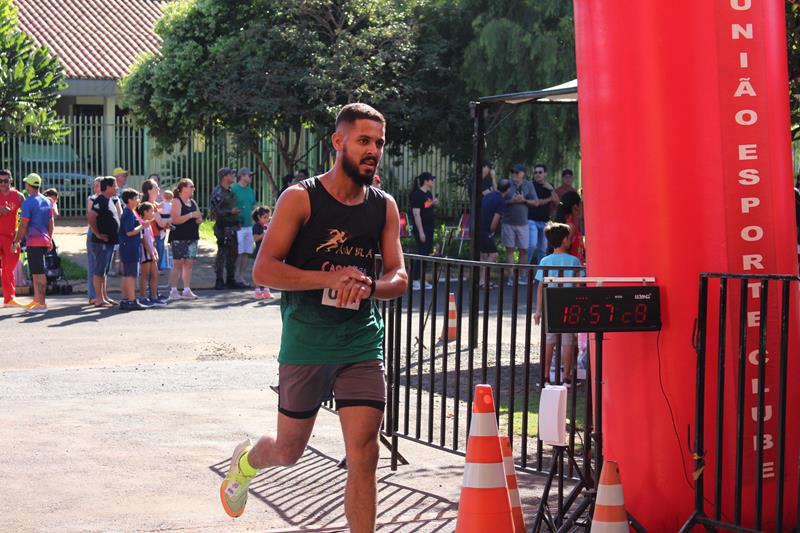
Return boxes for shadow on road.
[210,445,457,531]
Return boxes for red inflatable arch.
[574,0,800,530]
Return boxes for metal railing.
[382,254,588,478]
[681,273,800,533]
[0,116,468,217]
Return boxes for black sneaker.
[129,299,147,310]
[227,280,246,290]
[137,297,154,309]
[214,279,226,290]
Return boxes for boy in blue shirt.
[118,189,150,310]
[534,222,583,385]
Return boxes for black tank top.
[283,176,387,311]
[169,199,200,242]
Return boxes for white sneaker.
[412,280,421,291]
[424,281,433,289]
[182,289,199,299]
[167,288,182,301]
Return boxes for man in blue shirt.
[12,173,53,313]
[479,179,510,286]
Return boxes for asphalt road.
[1,292,475,532]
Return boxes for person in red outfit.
[0,169,24,307]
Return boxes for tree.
[122,0,423,195]
[401,0,579,175]
[787,0,800,141]
[0,0,68,142]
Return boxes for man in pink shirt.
[0,169,25,307]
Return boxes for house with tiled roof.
[16,0,166,119]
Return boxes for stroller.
[44,240,73,295]
[21,240,73,295]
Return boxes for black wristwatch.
[369,277,377,298]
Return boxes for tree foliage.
[0,0,68,142]
[123,0,425,194]
[788,0,800,140]
[402,0,579,175]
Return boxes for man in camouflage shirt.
[210,167,245,289]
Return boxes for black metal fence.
[681,273,800,533]
[380,254,588,478]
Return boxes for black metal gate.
[381,254,588,479]
[681,273,800,533]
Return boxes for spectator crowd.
[0,166,275,313]
[1,161,585,314]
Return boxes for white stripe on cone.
[596,484,624,506]
[468,412,499,437]
[503,456,515,473]
[508,488,522,507]
[462,463,507,489]
[591,520,629,532]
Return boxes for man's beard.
[341,146,377,186]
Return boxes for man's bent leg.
[221,413,316,518]
[339,406,383,533]
[248,412,316,469]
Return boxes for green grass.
[199,220,215,242]
[498,385,588,439]
[61,256,88,280]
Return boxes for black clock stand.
[533,278,659,532]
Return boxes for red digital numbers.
[588,304,601,324]
[635,303,647,323]
[561,302,649,326]
[567,304,581,324]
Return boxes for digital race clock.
[544,286,662,333]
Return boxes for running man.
[220,103,408,532]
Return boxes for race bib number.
[321,288,360,310]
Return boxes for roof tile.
[16,0,166,80]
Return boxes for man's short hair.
[335,103,385,130]
[561,169,574,177]
[218,167,234,180]
[417,171,435,187]
[0,169,11,179]
[497,178,511,193]
[544,222,571,250]
[121,189,139,203]
[534,163,547,172]
[100,177,116,191]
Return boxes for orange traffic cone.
[455,384,515,533]
[500,436,526,533]
[591,460,629,532]
[438,292,458,344]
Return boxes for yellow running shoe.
[3,298,25,307]
[220,439,253,517]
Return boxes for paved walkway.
[3,218,561,532]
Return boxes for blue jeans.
[527,220,547,264]
[91,242,115,277]
[86,232,96,299]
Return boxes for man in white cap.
[232,167,257,286]
[12,173,54,312]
